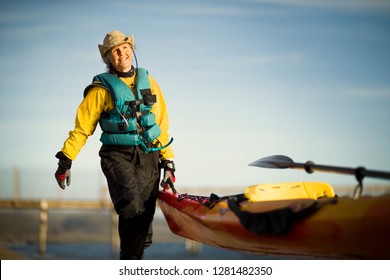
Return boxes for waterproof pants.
[99,145,160,260]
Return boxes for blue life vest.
[84,68,172,152]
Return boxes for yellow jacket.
[61,74,174,161]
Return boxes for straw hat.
[98,30,134,64]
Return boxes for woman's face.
[107,43,133,72]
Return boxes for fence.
[0,199,118,257]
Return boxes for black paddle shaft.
[249,155,390,181]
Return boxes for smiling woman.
[53,30,176,260]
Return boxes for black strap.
[123,110,149,119]
[83,82,108,98]
[125,100,143,107]
[228,196,293,235]
[140,89,156,105]
[227,195,336,235]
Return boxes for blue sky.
[0,0,389,200]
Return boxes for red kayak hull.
[157,191,390,259]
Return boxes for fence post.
[13,167,20,201]
[39,199,48,256]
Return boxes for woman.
[54,30,176,259]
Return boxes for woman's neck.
[111,66,135,77]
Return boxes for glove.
[160,159,177,193]
[54,151,72,190]
[55,168,71,190]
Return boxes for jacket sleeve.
[149,76,175,160]
[61,87,112,160]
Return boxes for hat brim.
[98,34,134,63]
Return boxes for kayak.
[157,182,390,259]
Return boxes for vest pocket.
[140,113,156,127]
[100,133,141,146]
[143,124,161,143]
[100,117,138,132]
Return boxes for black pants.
[99,145,160,260]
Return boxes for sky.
[0,0,389,200]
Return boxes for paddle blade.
[249,155,295,169]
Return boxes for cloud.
[241,0,390,11]
[345,87,390,99]
[110,1,253,17]
[231,53,305,66]
[121,0,390,17]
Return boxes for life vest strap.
[141,137,174,153]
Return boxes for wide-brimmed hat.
[98,30,134,64]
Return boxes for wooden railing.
[0,199,118,257]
